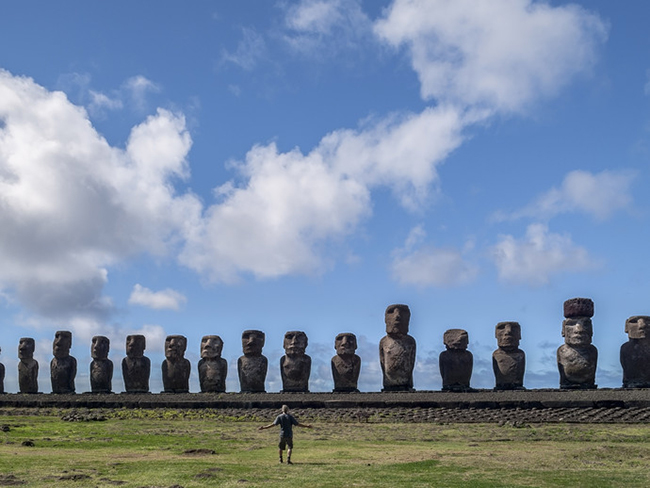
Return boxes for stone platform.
[1,388,650,410]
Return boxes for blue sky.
[1,0,650,393]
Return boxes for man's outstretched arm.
[258,423,275,430]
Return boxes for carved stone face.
[19,338,35,359]
[242,330,265,356]
[126,335,146,358]
[626,316,650,340]
[53,331,72,359]
[283,331,308,357]
[495,322,521,350]
[562,317,593,347]
[385,304,410,336]
[444,329,468,350]
[165,335,187,360]
[91,336,110,359]
[335,333,357,356]
[201,335,223,359]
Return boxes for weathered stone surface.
[18,338,39,394]
[90,336,113,394]
[380,304,416,392]
[331,333,361,392]
[198,335,227,393]
[51,331,77,394]
[121,335,150,394]
[563,297,594,319]
[440,329,473,392]
[280,331,311,392]
[492,322,525,390]
[238,330,267,393]
[558,298,597,389]
[162,335,191,393]
[621,315,650,388]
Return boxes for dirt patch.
[58,474,91,481]
[183,448,216,455]
[0,474,25,486]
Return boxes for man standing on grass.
[258,405,312,464]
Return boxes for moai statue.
[198,335,227,393]
[557,298,598,389]
[18,338,39,394]
[379,304,416,392]
[50,330,76,394]
[238,330,268,393]
[280,331,311,392]
[162,335,191,393]
[122,335,151,393]
[90,336,113,393]
[0,347,4,394]
[492,322,525,390]
[620,316,650,388]
[331,333,361,393]
[439,329,473,392]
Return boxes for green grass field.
[1,409,649,487]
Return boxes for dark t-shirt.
[273,413,298,438]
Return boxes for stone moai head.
[495,322,521,350]
[562,298,594,347]
[126,335,146,359]
[242,330,265,357]
[53,331,72,359]
[444,329,469,350]
[562,317,593,347]
[165,335,187,360]
[91,336,110,360]
[283,331,308,357]
[19,338,35,359]
[385,304,410,337]
[201,335,223,359]
[335,333,357,357]
[625,316,650,340]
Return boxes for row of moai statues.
[2,298,649,394]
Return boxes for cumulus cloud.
[179,105,467,282]
[0,69,201,330]
[491,223,596,285]
[494,169,635,222]
[391,226,478,287]
[374,0,608,113]
[128,284,187,311]
[281,0,372,56]
[221,27,267,70]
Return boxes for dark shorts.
[278,437,293,450]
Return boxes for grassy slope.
[0,410,649,487]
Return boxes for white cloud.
[221,27,267,70]
[491,223,596,286]
[281,0,372,56]
[123,75,161,112]
[496,169,634,222]
[128,284,187,311]
[0,69,201,324]
[179,105,467,282]
[374,0,608,113]
[179,142,372,282]
[391,226,478,287]
[88,90,123,115]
